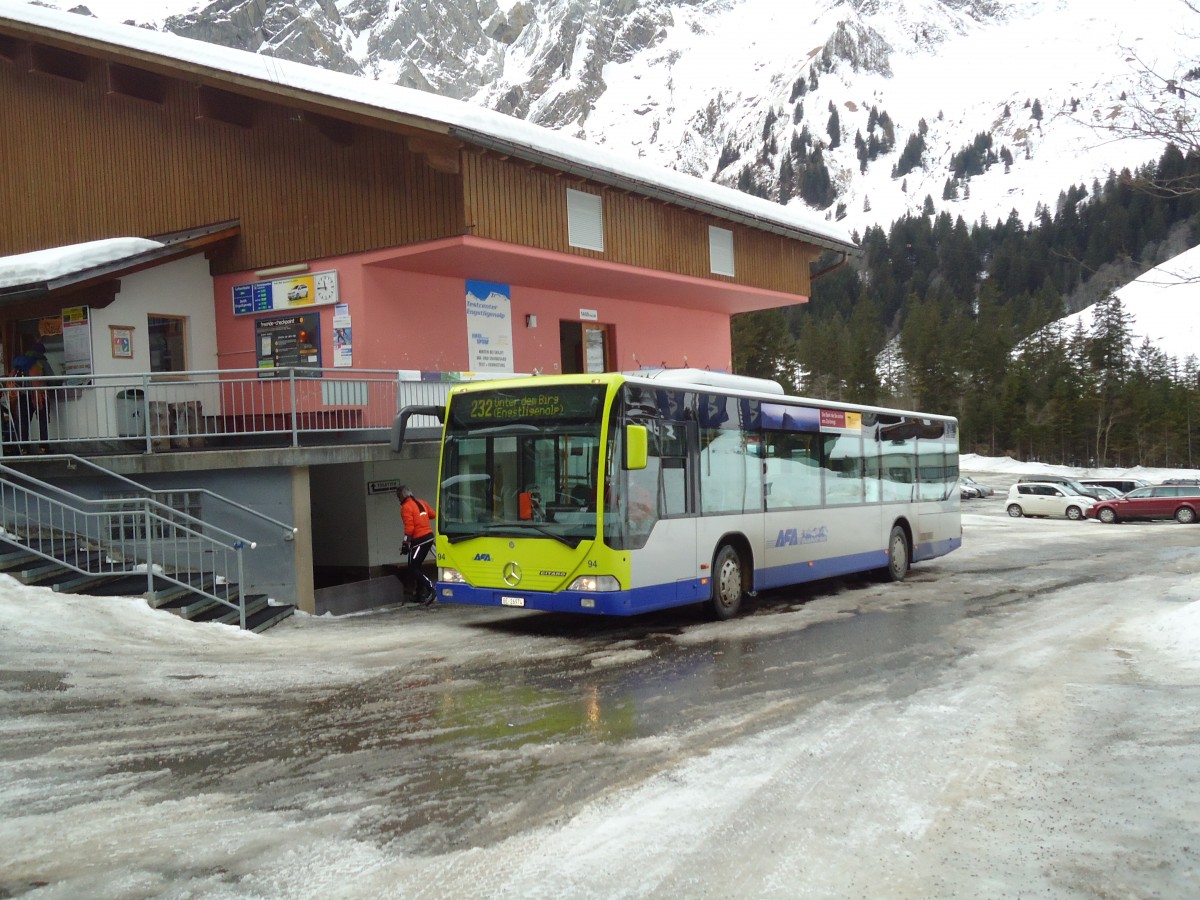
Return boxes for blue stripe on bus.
[753,549,891,590]
[435,536,962,616]
[914,534,962,562]
[434,582,687,616]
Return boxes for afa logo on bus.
[774,526,829,547]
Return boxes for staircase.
[0,456,298,633]
[0,534,294,632]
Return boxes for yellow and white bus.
[393,370,961,619]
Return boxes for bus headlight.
[439,567,467,584]
[568,574,620,592]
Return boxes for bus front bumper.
[434,581,689,616]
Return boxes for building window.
[148,314,187,374]
[566,188,604,252]
[709,226,735,276]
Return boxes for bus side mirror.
[391,404,445,453]
[625,424,648,470]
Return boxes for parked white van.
[1006,482,1095,521]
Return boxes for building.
[0,4,858,616]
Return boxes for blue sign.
[231,282,278,314]
[233,284,254,314]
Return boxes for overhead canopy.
[0,221,240,305]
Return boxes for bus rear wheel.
[885,525,909,582]
[710,544,744,620]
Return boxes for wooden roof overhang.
[0,221,240,311]
[0,12,860,264]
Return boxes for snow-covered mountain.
[1059,243,1200,369]
[39,0,1196,240]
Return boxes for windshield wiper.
[442,521,588,548]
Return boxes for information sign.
[233,270,339,315]
[255,312,321,377]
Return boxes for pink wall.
[513,284,732,374]
[212,250,734,375]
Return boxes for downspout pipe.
[811,250,850,282]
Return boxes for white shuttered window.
[709,226,735,276]
[567,188,605,251]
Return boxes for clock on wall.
[314,271,339,305]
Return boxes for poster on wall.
[465,279,513,372]
[61,306,93,379]
[333,310,352,367]
[254,312,321,377]
[232,270,339,315]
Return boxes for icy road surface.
[2,474,1198,898]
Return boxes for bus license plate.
[500,596,525,607]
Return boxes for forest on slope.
[732,145,1200,469]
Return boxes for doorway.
[11,317,64,374]
[559,321,614,374]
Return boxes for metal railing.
[0,461,257,628]
[0,367,502,456]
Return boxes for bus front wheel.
[710,544,744,620]
[885,525,909,582]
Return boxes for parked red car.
[1086,484,1200,524]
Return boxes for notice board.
[255,312,321,376]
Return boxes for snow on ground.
[0,458,1195,676]
[961,451,1200,485]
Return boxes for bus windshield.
[439,384,608,547]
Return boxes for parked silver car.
[959,475,994,497]
[1079,477,1149,496]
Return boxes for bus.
[392,369,961,619]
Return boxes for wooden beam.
[195,85,258,129]
[29,43,88,82]
[303,111,355,146]
[407,134,462,174]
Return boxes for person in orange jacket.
[397,484,437,606]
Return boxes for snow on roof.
[0,3,857,254]
[0,237,163,289]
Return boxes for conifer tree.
[827,106,841,148]
[731,309,799,393]
[846,294,884,404]
[892,132,926,178]
[779,156,795,202]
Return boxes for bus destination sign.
[453,386,605,425]
[474,394,564,420]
